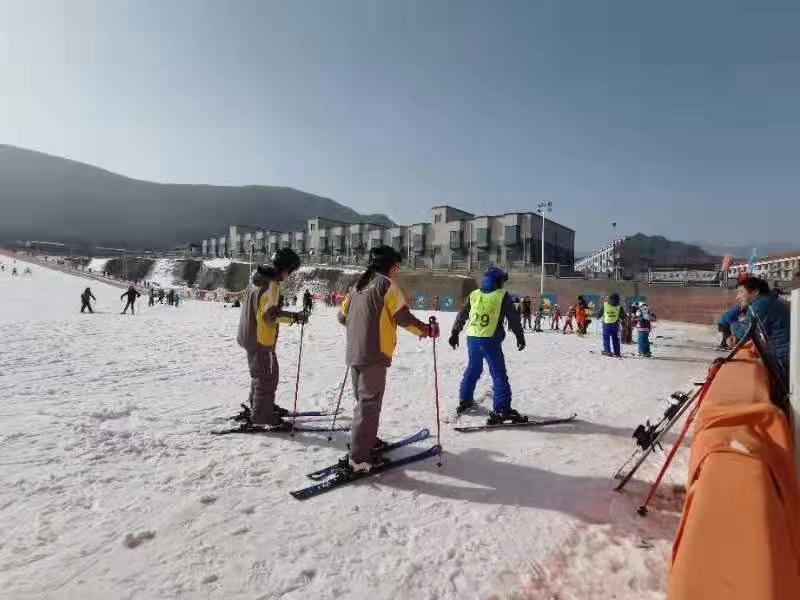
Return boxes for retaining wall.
[505,275,735,325]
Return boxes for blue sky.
[1,0,798,252]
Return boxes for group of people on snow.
[234,246,795,475]
[78,284,182,314]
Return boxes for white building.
[575,238,626,275]
[728,252,800,282]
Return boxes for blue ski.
[306,428,430,480]
[290,444,442,500]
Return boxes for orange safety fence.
[669,342,800,599]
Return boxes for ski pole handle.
[428,316,440,338]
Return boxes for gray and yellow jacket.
[237,268,295,352]
[338,273,426,367]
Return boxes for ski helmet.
[368,245,403,273]
[484,266,508,284]
[271,248,301,273]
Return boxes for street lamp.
[537,201,552,299]
[611,222,617,280]
[248,239,256,284]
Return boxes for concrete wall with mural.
[504,274,736,325]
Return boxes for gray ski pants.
[349,364,388,463]
[247,347,281,425]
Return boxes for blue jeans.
[459,337,512,412]
[602,323,621,355]
[637,330,651,355]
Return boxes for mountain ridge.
[0,144,394,248]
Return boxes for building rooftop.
[729,250,800,266]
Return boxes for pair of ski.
[291,413,579,500]
[290,428,440,500]
[212,406,348,435]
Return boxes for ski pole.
[290,318,306,438]
[429,316,443,466]
[328,365,350,441]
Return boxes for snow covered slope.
[0,260,719,599]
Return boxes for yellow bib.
[466,289,504,337]
[603,302,620,324]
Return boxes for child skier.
[237,249,308,428]
[533,307,544,332]
[337,246,434,471]
[550,304,562,330]
[521,296,533,330]
[575,296,588,336]
[596,293,625,357]
[148,288,156,307]
[635,302,652,356]
[562,305,575,334]
[449,266,527,424]
[120,286,141,314]
[80,287,96,313]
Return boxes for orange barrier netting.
[669,342,800,599]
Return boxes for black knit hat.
[368,245,402,273]
[271,248,301,273]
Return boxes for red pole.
[637,359,723,515]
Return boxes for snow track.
[0,259,717,599]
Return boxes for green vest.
[603,302,621,324]
[466,289,505,337]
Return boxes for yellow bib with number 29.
[466,289,505,337]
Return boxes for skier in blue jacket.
[717,304,744,350]
[449,267,527,424]
[730,276,790,377]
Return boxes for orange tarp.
[669,344,800,599]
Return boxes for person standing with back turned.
[449,267,527,424]
[237,249,308,428]
[337,246,433,472]
[596,293,625,357]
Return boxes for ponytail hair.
[355,266,376,292]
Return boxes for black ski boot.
[233,403,252,423]
[273,405,290,418]
[456,400,477,415]
[487,408,528,425]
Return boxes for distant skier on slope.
[120,285,141,314]
[158,288,165,304]
[80,287,96,313]
[303,289,313,314]
[449,266,527,424]
[148,288,156,307]
[237,249,308,428]
[336,246,433,472]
